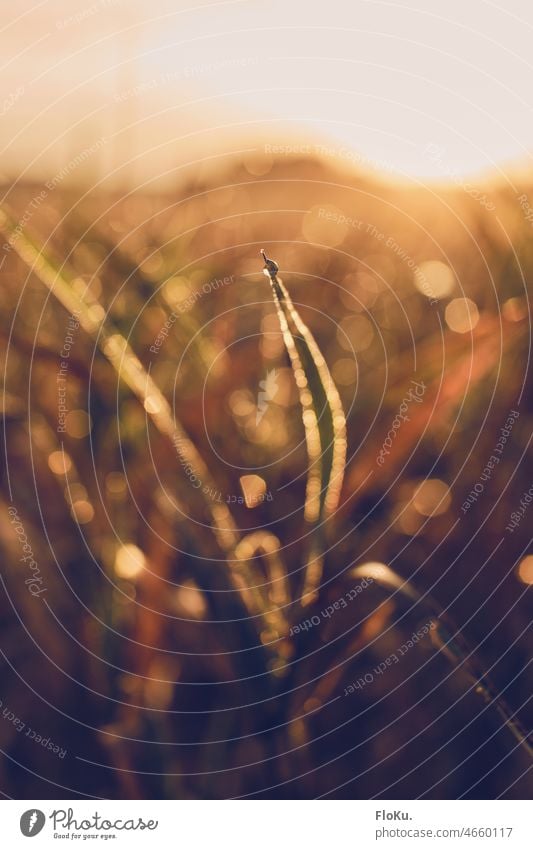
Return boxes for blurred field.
[0,149,531,798]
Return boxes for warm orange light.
[517,556,533,585]
[114,544,146,579]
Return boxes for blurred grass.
[0,150,531,798]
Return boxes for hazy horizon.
[2,0,533,188]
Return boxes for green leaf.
[262,251,347,605]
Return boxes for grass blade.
[261,251,347,606]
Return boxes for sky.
[2,0,533,186]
